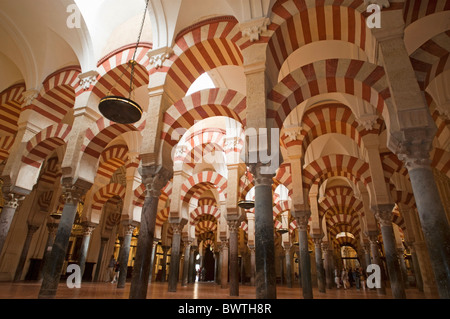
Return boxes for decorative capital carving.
[140,166,172,198]
[123,223,136,236]
[61,185,85,205]
[240,17,271,42]
[82,222,96,236]
[356,114,379,131]
[374,205,394,227]
[2,192,25,209]
[227,219,241,233]
[21,89,39,107]
[78,70,99,90]
[292,210,311,231]
[148,47,174,69]
[248,162,274,186]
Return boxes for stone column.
[248,245,256,286]
[368,233,386,295]
[0,193,25,257]
[129,167,171,299]
[78,222,96,280]
[284,244,292,288]
[14,223,40,281]
[167,222,183,292]
[321,242,333,290]
[228,219,240,296]
[149,239,158,283]
[398,247,409,288]
[38,182,88,299]
[249,163,276,299]
[312,237,326,293]
[182,240,192,286]
[407,242,423,292]
[220,240,229,289]
[117,224,136,288]
[398,148,450,298]
[161,245,170,282]
[38,222,59,281]
[374,207,406,299]
[93,237,108,282]
[293,210,313,299]
[189,244,197,283]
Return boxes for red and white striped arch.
[162,88,246,149]
[273,162,293,195]
[410,31,450,90]
[23,67,80,123]
[156,207,170,227]
[190,205,221,225]
[267,0,375,77]
[403,0,450,27]
[195,215,218,236]
[92,44,151,99]
[81,117,143,159]
[267,59,391,129]
[91,183,126,212]
[21,124,71,169]
[38,156,61,187]
[281,103,381,155]
[162,16,244,102]
[302,154,372,189]
[97,144,129,180]
[180,171,227,203]
[0,82,25,136]
[175,128,226,164]
[431,148,450,179]
[0,135,15,162]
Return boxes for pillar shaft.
[284,246,292,288]
[182,241,191,286]
[78,223,96,280]
[167,223,182,292]
[117,224,135,288]
[129,167,170,299]
[220,241,229,289]
[0,194,24,257]
[93,237,108,282]
[313,238,326,293]
[39,184,86,299]
[228,220,240,296]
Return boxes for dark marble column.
[78,222,96,280]
[117,224,135,288]
[168,222,183,292]
[400,152,450,299]
[161,245,170,282]
[294,210,313,299]
[38,222,59,281]
[0,193,25,257]
[149,239,158,283]
[228,219,240,296]
[14,223,39,281]
[407,242,424,292]
[182,240,192,286]
[38,183,88,299]
[189,245,197,283]
[374,207,406,299]
[368,233,386,295]
[129,167,171,299]
[249,163,276,299]
[312,237,326,293]
[93,237,108,282]
[284,245,292,288]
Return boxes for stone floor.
[0,280,439,299]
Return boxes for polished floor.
[0,280,439,299]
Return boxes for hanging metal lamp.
[98,0,149,124]
[237,167,255,209]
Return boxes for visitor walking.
[341,268,350,289]
[354,267,361,290]
[334,267,341,288]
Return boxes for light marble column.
[228,219,240,296]
[368,233,386,295]
[0,193,25,257]
[284,244,292,288]
[248,245,256,286]
[78,222,96,280]
[93,237,108,282]
[220,240,229,289]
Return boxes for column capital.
[248,162,274,186]
[292,210,311,231]
[2,192,25,209]
[123,223,136,236]
[61,179,90,205]
[140,166,172,198]
[81,222,97,236]
[373,204,395,227]
[227,219,241,233]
